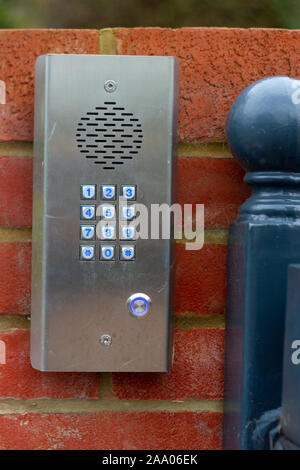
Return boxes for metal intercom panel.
[31,54,179,372]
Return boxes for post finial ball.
[226,76,300,172]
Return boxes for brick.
[175,243,226,316]
[0,156,32,227]
[0,242,31,315]
[0,411,222,449]
[115,27,300,142]
[113,328,224,400]
[0,30,99,141]
[178,157,249,228]
[0,241,227,317]
[0,329,99,399]
[0,155,249,230]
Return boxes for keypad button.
[120,245,135,261]
[101,185,116,200]
[80,205,96,220]
[100,224,116,240]
[100,245,115,261]
[121,205,136,220]
[120,225,135,240]
[121,185,136,201]
[100,204,116,220]
[80,225,95,240]
[81,184,96,200]
[80,245,95,260]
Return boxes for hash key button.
[120,245,135,261]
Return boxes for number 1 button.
[81,185,96,200]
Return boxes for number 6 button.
[121,185,136,201]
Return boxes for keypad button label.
[80,225,95,240]
[121,185,136,200]
[80,245,95,260]
[100,204,116,220]
[101,185,116,200]
[100,224,116,240]
[120,245,135,261]
[81,205,96,220]
[81,184,96,200]
[122,205,136,220]
[120,225,135,240]
[100,245,115,260]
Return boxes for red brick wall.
[0,27,298,450]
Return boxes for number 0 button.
[121,185,136,201]
[100,245,115,261]
[80,205,96,220]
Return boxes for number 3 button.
[121,185,136,201]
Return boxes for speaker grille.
[76,102,143,170]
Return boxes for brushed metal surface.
[31,54,179,371]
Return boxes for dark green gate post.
[223,76,300,449]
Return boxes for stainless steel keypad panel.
[31,54,178,372]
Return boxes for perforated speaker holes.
[76,102,143,170]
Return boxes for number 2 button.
[101,185,116,200]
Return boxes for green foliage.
[0,0,300,29]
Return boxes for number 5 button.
[80,205,95,220]
[121,185,136,201]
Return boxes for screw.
[100,334,112,347]
[104,80,117,93]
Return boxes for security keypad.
[31,54,178,373]
[79,184,137,261]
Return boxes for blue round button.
[130,297,148,316]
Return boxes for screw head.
[104,80,117,93]
[100,334,112,347]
